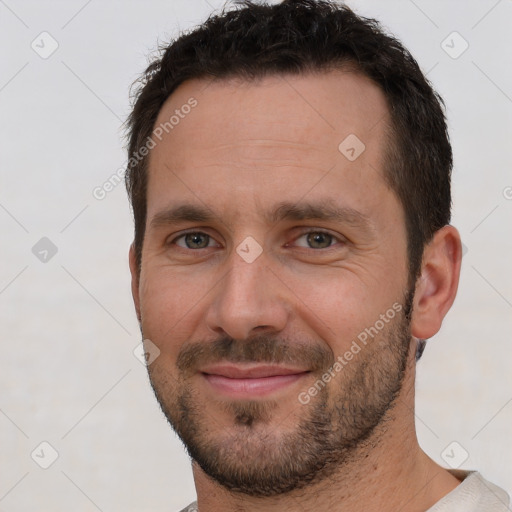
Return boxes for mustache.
[176,334,334,374]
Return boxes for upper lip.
[201,364,309,379]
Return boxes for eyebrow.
[265,201,372,230]
[149,200,373,231]
[150,204,217,229]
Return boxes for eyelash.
[168,228,344,250]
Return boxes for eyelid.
[166,227,345,250]
[288,228,346,249]
[167,228,222,248]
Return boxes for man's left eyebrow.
[265,200,374,231]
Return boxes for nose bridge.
[224,253,263,306]
[206,246,288,340]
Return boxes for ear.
[411,225,462,339]
[129,243,142,324]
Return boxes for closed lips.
[200,364,311,397]
[200,364,310,379]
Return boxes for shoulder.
[428,471,510,511]
[177,501,198,512]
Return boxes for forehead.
[146,70,395,223]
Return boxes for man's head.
[126,0,461,498]
[125,0,453,285]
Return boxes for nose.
[205,248,290,341]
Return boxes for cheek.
[284,268,396,353]
[139,270,208,360]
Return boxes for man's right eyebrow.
[149,204,217,229]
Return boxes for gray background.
[1,0,511,510]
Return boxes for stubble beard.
[145,292,413,497]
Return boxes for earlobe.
[129,243,142,324]
[411,225,462,340]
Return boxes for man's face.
[132,70,413,495]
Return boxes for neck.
[190,349,460,512]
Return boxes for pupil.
[308,232,331,249]
[187,233,208,248]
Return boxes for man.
[125,1,509,510]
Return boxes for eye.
[292,230,342,250]
[172,232,218,249]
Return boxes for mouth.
[200,364,311,398]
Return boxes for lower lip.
[202,372,309,398]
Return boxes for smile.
[200,364,310,398]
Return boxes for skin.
[129,70,463,511]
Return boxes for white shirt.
[427,470,510,511]
[178,471,510,511]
